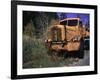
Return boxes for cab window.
[79,21,83,27]
[68,20,78,26]
[60,21,67,25]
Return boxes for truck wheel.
[47,49,52,56]
[47,50,58,56]
[78,40,84,59]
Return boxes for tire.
[47,49,52,56]
[47,50,58,56]
[78,40,84,59]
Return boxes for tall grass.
[23,35,81,68]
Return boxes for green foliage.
[23,35,77,68]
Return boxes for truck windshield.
[68,20,78,26]
[60,21,67,25]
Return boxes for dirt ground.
[68,50,90,66]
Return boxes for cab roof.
[60,18,80,23]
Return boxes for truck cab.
[46,18,89,58]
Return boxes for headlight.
[45,39,52,43]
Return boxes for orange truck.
[45,18,90,58]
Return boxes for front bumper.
[47,41,80,52]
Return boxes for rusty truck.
[45,18,90,58]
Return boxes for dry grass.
[23,35,81,68]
